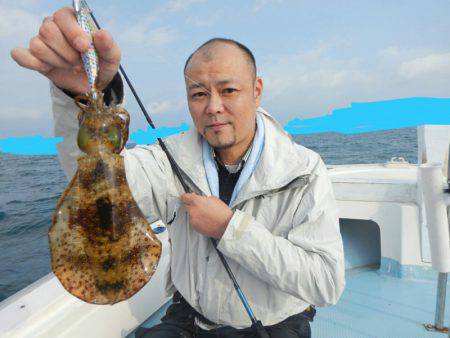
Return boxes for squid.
[48,0,161,304]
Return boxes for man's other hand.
[10,7,121,95]
[181,193,233,239]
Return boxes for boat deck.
[314,267,447,338]
[130,267,449,338]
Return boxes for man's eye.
[192,92,206,98]
[223,88,237,95]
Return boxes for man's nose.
[206,92,224,114]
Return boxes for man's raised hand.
[10,7,121,95]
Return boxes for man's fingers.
[94,30,121,64]
[45,68,90,94]
[93,30,121,90]
[181,193,193,205]
[53,7,90,52]
[39,16,83,65]
[10,47,53,74]
[29,36,73,70]
[181,193,200,206]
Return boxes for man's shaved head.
[184,38,257,80]
[184,37,263,165]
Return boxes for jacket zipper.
[230,174,310,209]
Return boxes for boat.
[1,124,449,338]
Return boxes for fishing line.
[82,2,269,337]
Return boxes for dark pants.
[135,292,314,338]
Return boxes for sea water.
[0,127,417,302]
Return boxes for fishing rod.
[79,1,269,337]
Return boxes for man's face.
[185,43,263,152]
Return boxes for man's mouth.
[206,123,229,132]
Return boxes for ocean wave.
[33,195,60,204]
[5,194,59,206]
[6,200,23,206]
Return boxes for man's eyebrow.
[186,78,237,91]
[188,82,206,90]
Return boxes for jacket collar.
[164,108,311,204]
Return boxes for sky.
[1,0,450,138]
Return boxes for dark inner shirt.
[216,160,243,205]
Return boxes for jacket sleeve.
[217,157,345,307]
[50,81,175,225]
[51,82,84,180]
[51,74,124,180]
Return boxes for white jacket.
[51,84,345,329]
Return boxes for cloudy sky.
[1,0,450,138]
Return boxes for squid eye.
[107,126,122,149]
[77,125,93,152]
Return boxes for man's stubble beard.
[204,125,237,150]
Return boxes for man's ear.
[254,77,263,105]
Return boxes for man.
[11,7,345,338]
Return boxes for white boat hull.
[0,227,170,338]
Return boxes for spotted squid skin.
[49,93,161,304]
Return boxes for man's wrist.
[216,210,234,239]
